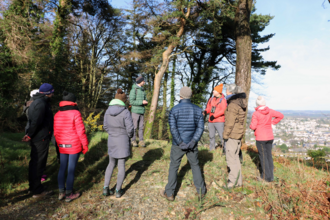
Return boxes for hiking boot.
[195,193,206,201]
[115,189,123,198]
[32,190,54,198]
[65,192,81,203]
[131,141,138,147]
[139,140,146,148]
[257,176,271,184]
[58,192,66,201]
[226,181,242,189]
[159,189,174,201]
[195,188,207,201]
[103,187,114,196]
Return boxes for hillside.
[0,132,329,219]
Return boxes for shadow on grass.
[246,151,262,175]
[0,132,109,218]
[174,148,213,197]
[122,148,164,194]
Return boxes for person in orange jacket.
[203,84,227,151]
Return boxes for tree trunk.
[144,10,190,140]
[158,70,168,140]
[168,57,176,141]
[234,0,253,143]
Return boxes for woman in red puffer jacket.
[54,91,89,203]
[249,96,284,183]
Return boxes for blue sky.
[111,0,330,110]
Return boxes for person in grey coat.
[102,89,134,198]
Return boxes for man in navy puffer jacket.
[160,87,206,201]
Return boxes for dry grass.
[0,133,329,219]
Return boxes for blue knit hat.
[39,83,54,94]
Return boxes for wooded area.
[0,0,280,138]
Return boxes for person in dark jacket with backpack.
[103,89,134,198]
[160,87,206,201]
[223,84,247,188]
[54,91,89,202]
[203,84,227,151]
[129,76,148,148]
[23,89,39,134]
[22,83,54,198]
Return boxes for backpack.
[129,87,138,106]
[208,96,226,107]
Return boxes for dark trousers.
[132,113,144,141]
[165,145,206,196]
[256,140,274,182]
[58,153,80,192]
[28,139,49,195]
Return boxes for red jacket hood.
[59,101,77,107]
[255,106,270,115]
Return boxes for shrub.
[307,149,326,161]
[84,111,103,134]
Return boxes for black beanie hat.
[136,75,145,84]
[62,91,76,102]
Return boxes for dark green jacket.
[129,84,146,114]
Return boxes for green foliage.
[323,147,330,153]
[278,144,288,153]
[307,149,326,161]
[0,133,32,194]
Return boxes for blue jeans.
[58,153,80,191]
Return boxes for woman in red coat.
[54,91,89,202]
[249,96,284,182]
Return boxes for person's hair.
[226,84,236,93]
[234,86,243,94]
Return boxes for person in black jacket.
[22,83,55,198]
[160,87,206,201]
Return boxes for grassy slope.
[0,132,329,219]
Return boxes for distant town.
[245,110,330,160]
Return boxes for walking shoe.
[159,189,174,201]
[32,190,54,198]
[58,192,66,201]
[139,140,146,148]
[226,181,242,189]
[131,141,138,147]
[65,192,81,203]
[103,187,114,196]
[257,176,271,184]
[115,189,123,198]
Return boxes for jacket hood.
[255,106,270,115]
[109,99,125,106]
[227,93,247,109]
[33,92,51,102]
[106,105,126,116]
[59,101,79,111]
[59,101,77,107]
[33,92,45,100]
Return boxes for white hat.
[30,89,39,97]
[256,96,266,106]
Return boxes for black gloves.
[210,115,215,121]
[186,140,196,150]
[179,140,197,151]
[203,110,207,115]
[179,142,189,150]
